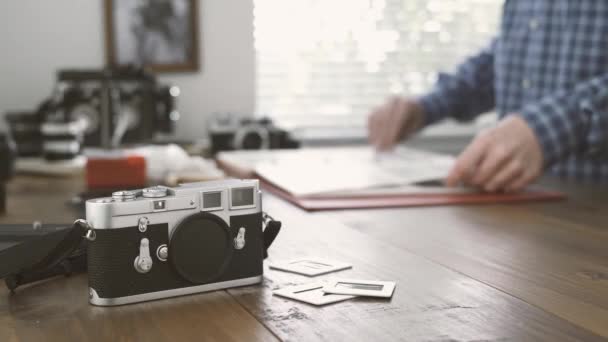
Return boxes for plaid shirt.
[419,0,608,181]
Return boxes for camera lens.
[233,124,270,150]
[169,213,233,284]
[241,131,264,149]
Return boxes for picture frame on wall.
[104,0,199,72]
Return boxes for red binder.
[259,177,564,211]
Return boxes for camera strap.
[2,221,88,292]
[262,212,281,259]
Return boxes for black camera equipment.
[209,115,299,154]
[84,180,280,306]
[0,216,281,295]
[0,133,16,214]
[4,66,180,159]
[0,182,282,302]
[45,66,180,149]
[40,119,86,161]
[4,111,44,157]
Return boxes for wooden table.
[0,175,606,341]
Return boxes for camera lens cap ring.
[169,213,233,284]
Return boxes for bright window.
[253,0,502,128]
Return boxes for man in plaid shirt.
[368,1,608,191]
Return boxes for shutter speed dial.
[142,186,168,198]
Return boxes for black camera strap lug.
[262,212,281,259]
[75,219,97,242]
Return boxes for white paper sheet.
[254,146,455,196]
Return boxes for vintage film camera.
[5,66,179,160]
[44,67,179,148]
[209,115,299,154]
[84,179,279,306]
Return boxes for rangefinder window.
[231,187,255,208]
[202,191,222,210]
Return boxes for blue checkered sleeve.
[519,75,608,166]
[417,40,496,126]
[415,1,608,180]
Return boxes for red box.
[86,156,146,190]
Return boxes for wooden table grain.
[0,275,278,342]
[321,179,608,339]
[1,175,607,341]
[231,192,606,341]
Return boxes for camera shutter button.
[134,238,153,273]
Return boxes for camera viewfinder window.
[203,191,222,209]
[231,187,254,207]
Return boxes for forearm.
[519,74,608,166]
[418,40,497,126]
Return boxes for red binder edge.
[216,156,566,211]
[258,177,565,211]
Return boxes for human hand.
[445,115,543,192]
[367,96,425,151]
